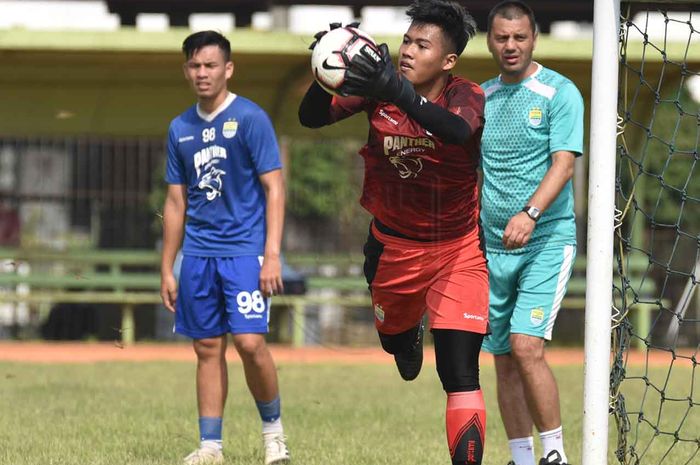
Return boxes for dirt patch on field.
[0,342,681,366]
[0,342,398,364]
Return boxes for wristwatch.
[522,205,542,222]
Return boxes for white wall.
[629,11,700,42]
[287,5,354,34]
[7,0,691,45]
[0,0,119,30]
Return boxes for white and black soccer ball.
[311,26,379,96]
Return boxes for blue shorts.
[175,255,270,339]
[482,244,576,355]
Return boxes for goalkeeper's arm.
[397,96,473,145]
[298,81,333,128]
[342,43,473,145]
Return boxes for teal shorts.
[482,244,576,355]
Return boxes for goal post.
[586,1,700,464]
[583,1,621,465]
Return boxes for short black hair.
[406,0,477,56]
[182,30,231,62]
[487,1,537,35]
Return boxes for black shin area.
[433,329,483,393]
[378,324,421,355]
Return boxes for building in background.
[0,1,697,343]
[0,0,594,34]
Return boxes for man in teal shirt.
[480,2,583,465]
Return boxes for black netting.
[612,4,699,465]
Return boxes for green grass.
[610,356,700,465]
[0,361,695,465]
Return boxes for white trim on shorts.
[258,255,272,324]
[545,244,575,339]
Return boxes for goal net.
[612,2,699,464]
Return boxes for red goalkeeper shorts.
[363,221,489,335]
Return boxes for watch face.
[524,206,540,220]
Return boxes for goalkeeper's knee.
[378,325,420,354]
[433,329,482,392]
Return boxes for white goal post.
[584,1,700,464]
[583,1,621,465]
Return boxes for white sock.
[200,439,222,451]
[262,418,283,436]
[508,436,535,465]
[539,426,567,463]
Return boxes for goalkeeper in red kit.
[298,1,488,464]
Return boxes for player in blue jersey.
[160,31,290,465]
[480,2,584,465]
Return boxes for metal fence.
[0,136,166,249]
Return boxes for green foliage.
[149,158,167,236]
[645,88,698,225]
[286,139,362,221]
[623,85,699,231]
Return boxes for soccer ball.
[311,26,379,96]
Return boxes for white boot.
[263,432,290,465]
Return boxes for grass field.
[0,359,695,465]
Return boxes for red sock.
[446,390,486,465]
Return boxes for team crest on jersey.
[528,107,543,126]
[530,307,545,325]
[374,304,385,323]
[222,119,238,139]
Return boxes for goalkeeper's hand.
[308,21,360,50]
[341,43,416,106]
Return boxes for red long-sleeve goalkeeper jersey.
[329,75,485,241]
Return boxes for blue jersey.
[480,64,584,254]
[165,93,282,257]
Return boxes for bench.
[0,248,659,348]
[0,248,371,346]
[0,248,160,345]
